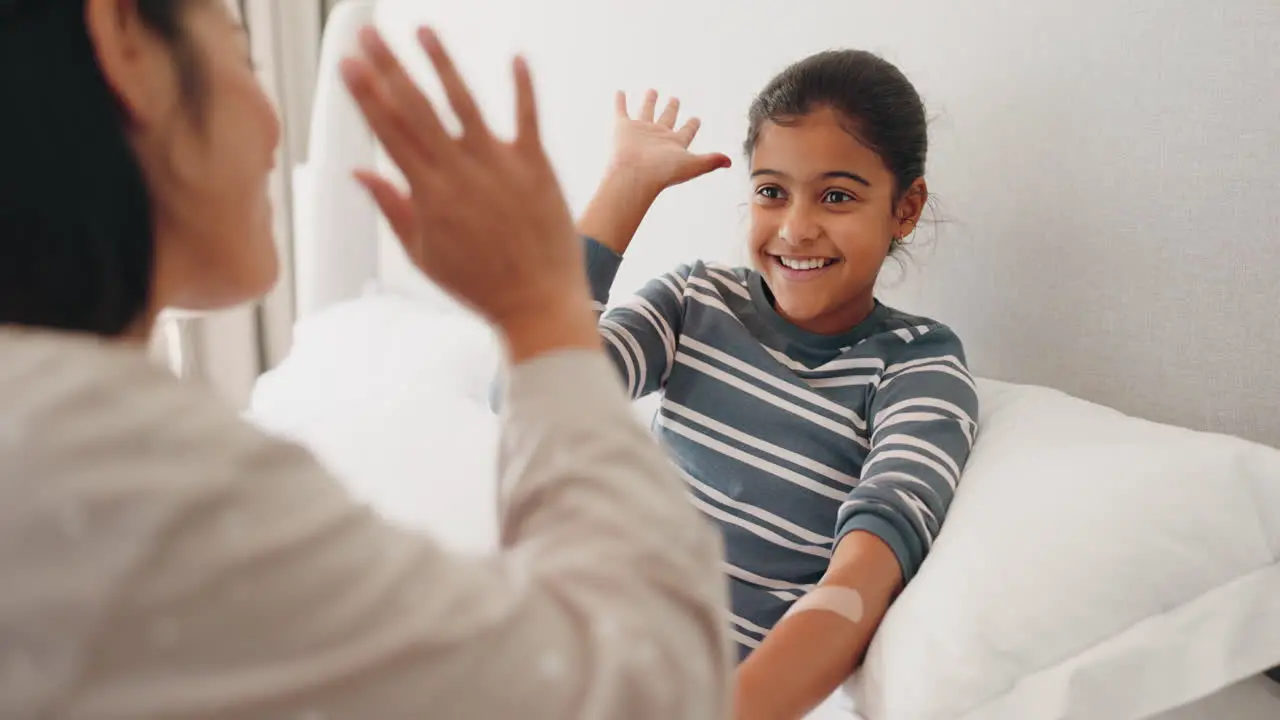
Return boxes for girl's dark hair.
[0,0,202,336]
[744,49,927,202]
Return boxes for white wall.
[375,0,1280,444]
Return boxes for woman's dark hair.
[0,0,202,336]
[744,49,927,203]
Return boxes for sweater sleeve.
[15,341,731,720]
[585,237,692,400]
[487,237,690,411]
[833,325,980,584]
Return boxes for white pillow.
[850,379,1280,719]
[247,293,503,553]
[247,294,669,553]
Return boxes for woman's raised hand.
[342,27,596,360]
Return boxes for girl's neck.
[779,294,877,337]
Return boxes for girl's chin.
[772,298,827,325]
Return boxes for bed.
[252,0,1280,717]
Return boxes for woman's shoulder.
[0,327,339,522]
[0,331,380,717]
[0,328,236,448]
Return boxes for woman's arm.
[42,343,731,719]
[55,28,734,718]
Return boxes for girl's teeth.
[779,257,831,271]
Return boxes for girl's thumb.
[697,153,733,174]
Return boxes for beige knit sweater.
[0,329,730,719]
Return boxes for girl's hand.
[342,27,597,360]
[608,89,731,196]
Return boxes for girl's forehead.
[751,114,891,181]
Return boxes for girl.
[580,50,980,718]
[0,2,729,717]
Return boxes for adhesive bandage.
[781,586,865,625]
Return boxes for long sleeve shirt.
[583,238,979,659]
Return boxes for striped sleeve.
[585,237,689,400]
[833,325,979,584]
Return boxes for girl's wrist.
[578,167,663,255]
[600,161,667,203]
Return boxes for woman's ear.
[84,0,177,128]
[895,177,928,238]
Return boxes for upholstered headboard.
[297,0,1280,447]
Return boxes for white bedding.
[248,292,502,553]
[248,294,1280,719]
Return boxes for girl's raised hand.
[608,89,731,194]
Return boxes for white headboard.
[293,0,379,320]
[298,0,1280,447]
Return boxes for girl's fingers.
[615,90,630,119]
[417,27,490,141]
[639,89,658,123]
[342,58,432,185]
[357,27,452,157]
[512,56,541,149]
[354,170,415,244]
[676,116,702,147]
[657,97,680,129]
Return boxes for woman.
[0,1,730,717]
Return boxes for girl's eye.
[822,189,855,204]
[755,185,785,201]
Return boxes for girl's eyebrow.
[750,169,872,187]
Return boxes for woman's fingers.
[512,56,541,150]
[341,59,431,185]
[416,27,489,141]
[639,89,658,122]
[354,170,415,244]
[357,27,451,156]
[615,90,630,119]
[657,97,680,129]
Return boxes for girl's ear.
[894,177,928,238]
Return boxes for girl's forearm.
[577,167,664,255]
[734,531,902,719]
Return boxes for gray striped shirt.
[585,238,979,659]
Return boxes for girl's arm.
[578,167,690,400]
[578,165,664,256]
[487,176,684,408]
[580,91,730,398]
[493,90,730,406]
[735,326,980,718]
[735,532,902,719]
[584,88,730,256]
